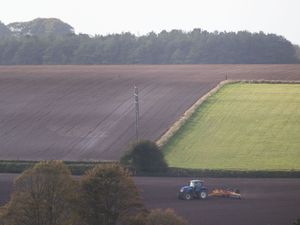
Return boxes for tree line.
[0,29,299,64]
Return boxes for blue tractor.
[178,180,208,200]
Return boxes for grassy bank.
[163,83,300,170]
[138,168,300,178]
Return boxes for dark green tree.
[13,36,47,64]
[121,140,168,173]
[0,21,12,38]
[295,45,300,62]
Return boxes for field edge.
[1,161,300,178]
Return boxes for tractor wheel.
[184,193,192,200]
[200,191,208,199]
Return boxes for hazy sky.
[2,0,300,44]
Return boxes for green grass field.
[163,83,300,170]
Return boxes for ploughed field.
[0,65,300,161]
[164,83,300,170]
[1,174,300,225]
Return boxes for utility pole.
[134,85,139,142]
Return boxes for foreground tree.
[124,209,190,225]
[121,140,168,173]
[1,161,76,225]
[293,218,300,225]
[0,206,7,225]
[78,163,144,225]
[146,209,189,225]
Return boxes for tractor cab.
[189,180,204,192]
[190,180,204,188]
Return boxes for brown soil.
[134,177,300,225]
[1,174,300,225]
[0,65,299,160]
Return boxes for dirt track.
[0,65,300,161]
[1,174,300,225]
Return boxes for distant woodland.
[0,18,299,64]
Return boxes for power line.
[134,85,139,142]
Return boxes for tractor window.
[190,181,203,187]
[195,181,203,187]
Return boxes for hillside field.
[163,83,300,170]
[0,65,299,161]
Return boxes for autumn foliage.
[0,161,188,225]
[0,161,76,225]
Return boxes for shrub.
[146,208,189,225]
[121,140,168,173]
